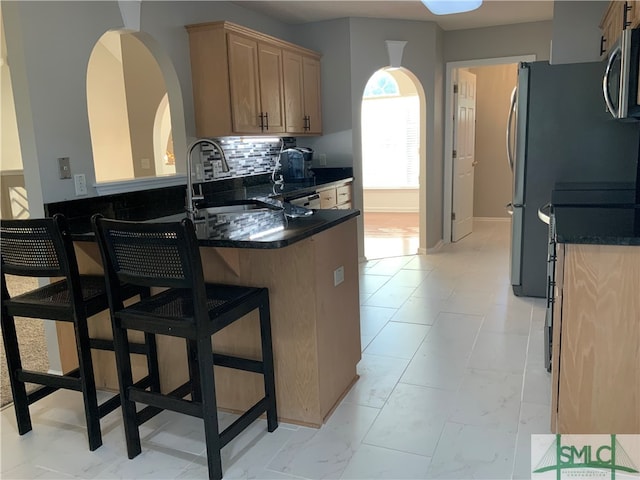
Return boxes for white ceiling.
[231,0,554,31]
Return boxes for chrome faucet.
[186,139,230,220]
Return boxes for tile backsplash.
[198,137,296,182]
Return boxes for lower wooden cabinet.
[318,182,352,209]
[551,243,640,433]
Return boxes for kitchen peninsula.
[45,178,361,428]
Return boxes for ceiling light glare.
[421,0,483,15]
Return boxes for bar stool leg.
[258,292,278,433]
[196,335,223,480]
[112,322,142,458]
[0,309,32,435]
[186,339,203,403]
[144,332,161,393]
[73,315,102,450]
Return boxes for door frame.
[443,54,536,244]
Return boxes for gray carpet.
[1,275,50,408]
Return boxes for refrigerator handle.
[537,203,551,225]
[506,87,517,172]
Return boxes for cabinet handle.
[600,35,607,56]
[264,112,269,131]
[259,113,265,130]
[624,1,632,28]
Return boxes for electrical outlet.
[333,266,344,286]
[58,157,71,179]
[141,158,151,169]
[74,174,87,196]
[319,153,327,166]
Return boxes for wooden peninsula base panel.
[60,218,361,427]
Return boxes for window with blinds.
[362,93,420,189]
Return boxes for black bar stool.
[92,215,278,480]
[0,214,160,451]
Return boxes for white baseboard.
[363,208,420,213]
[474,217,510,222]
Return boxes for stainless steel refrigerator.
[507,61,639,298]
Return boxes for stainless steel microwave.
[603,27,640,119]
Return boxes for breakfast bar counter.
[56,205,362,427]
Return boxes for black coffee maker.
[278,147,314,182]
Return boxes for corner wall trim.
[426,240,443,253]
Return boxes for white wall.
[551,1,608,64]
[444,21,552,63]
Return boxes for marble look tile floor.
[0,220,552,479]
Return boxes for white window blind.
[362,95,420,188]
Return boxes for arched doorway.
[361,68,426,260]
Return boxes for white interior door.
[451,69,477,242]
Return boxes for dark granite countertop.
[63,171,358,249]
[47,171,355,240]
[551,182,640,245]
[73,208,360,249]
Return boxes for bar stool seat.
[92,215,278,480]
[0,214,160,451]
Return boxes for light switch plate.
[58,157,71,179]
[333,266,344,286]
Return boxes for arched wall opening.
[360,66,427,259]
[87,29,187,187]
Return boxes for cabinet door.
[283,50,306,133]
[600,1,625,56]
[556,243,640,434]
[303,56,322,134]
[336,184,352,208]
[258,43,285,134]
[630,0,640,27]
[319,187,337,209]
[227,33,262,133]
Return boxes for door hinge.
[452,149,457,159]
[451,212,456,220]
[453,84,459,94]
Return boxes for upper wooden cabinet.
[599,1,635,56]
[629,0,640,27]
[283,52,322,135]
[227,34,285,134]
[186,21,322,137]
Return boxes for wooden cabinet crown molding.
[186,21,321,60]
